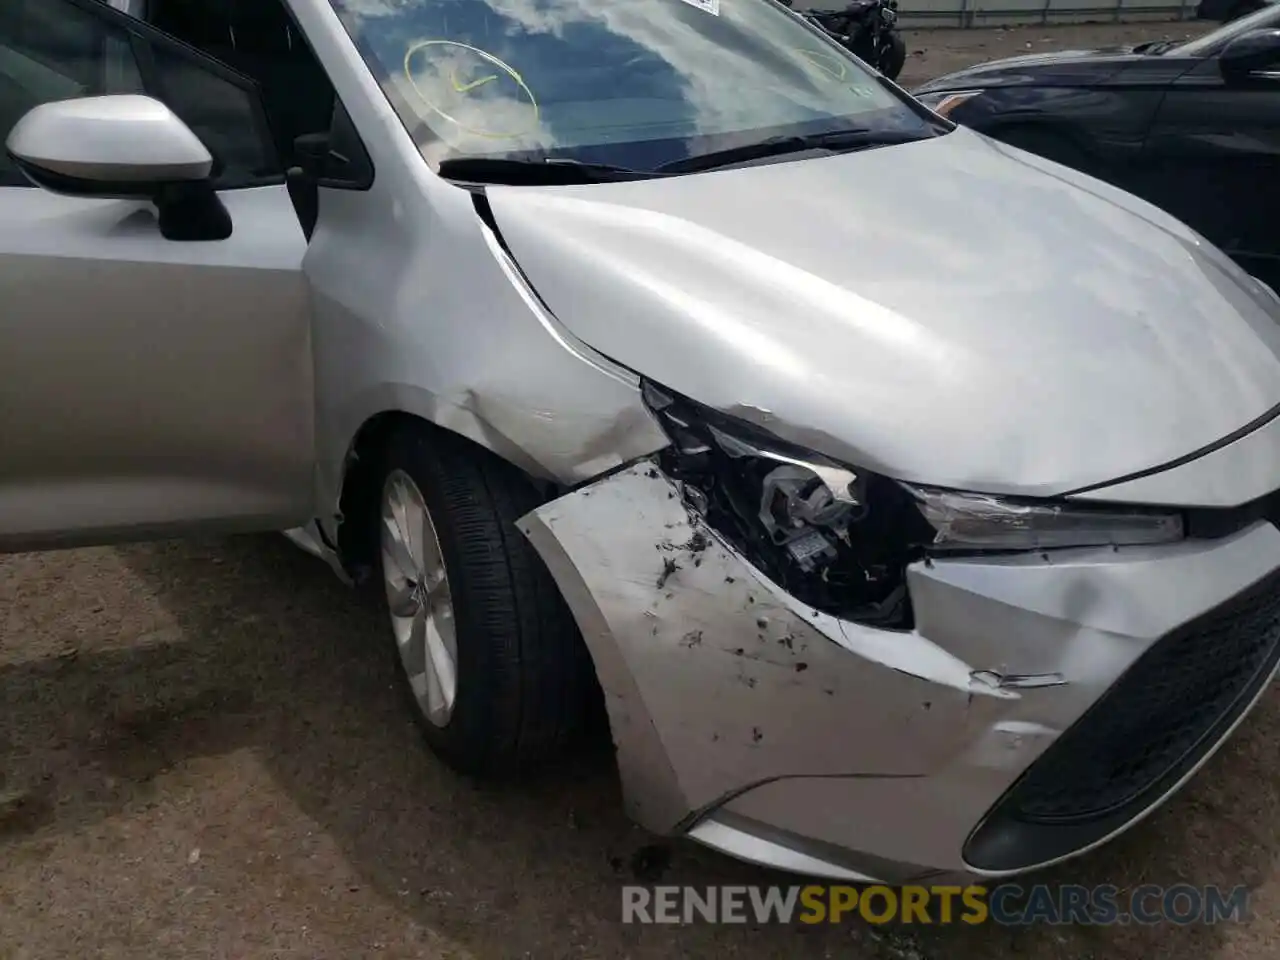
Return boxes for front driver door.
[0,0,314,551]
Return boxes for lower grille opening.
[964,566,1280,873]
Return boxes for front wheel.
[880,32,907,80]
[376,423,596,777]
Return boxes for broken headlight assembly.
[642,381,1184,630]
[901,486,1183,552]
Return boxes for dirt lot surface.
[895,19,1213,88]
[6,19,1272,960]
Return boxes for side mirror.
[1220,28,1280,81]
[5,94,231,241]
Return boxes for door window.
[0,0,280,187]
[146,0,339,174]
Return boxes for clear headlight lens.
[902,485,1184,551]
[914,89,983,118]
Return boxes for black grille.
[965,568,1280,872]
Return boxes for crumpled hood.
[486,127,1280,497]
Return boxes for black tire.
[881,33,907,81]
[377,422,596,778]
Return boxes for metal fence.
[799,0,1200,27]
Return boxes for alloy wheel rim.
[380,469,458,727]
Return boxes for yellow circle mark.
[794,47,848,81]
[402,39,540,140]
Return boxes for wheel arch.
[320,372,669,583]
[332,406,616,766]
[331,406,565,585]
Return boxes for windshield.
[327,0,938,174]
[1174,1,1280,56]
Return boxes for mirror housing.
[7,94,211,192]
[1220,28,1280,81]
[5,95,231,241]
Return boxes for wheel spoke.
[424,569,449,605]
[381,512,417,580]
[389,479,421,569]
[409,671,430,701]
[404,605,428,669]
[424,653,448,718]
[380,468,458,729]
[407,503,431,583]
[386,580,419,620]
[424,617,457,713]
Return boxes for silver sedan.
[3,0,1280,883]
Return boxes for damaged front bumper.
[518,463,1280,882]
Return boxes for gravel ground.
[894,19,1213,88]
[9,19,1275,960]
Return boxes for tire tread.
[383,424,589,777]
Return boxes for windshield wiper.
[656,128,936,174]
[437,156,657,184]
[1133,39,1178,55]
[438,128,940,184]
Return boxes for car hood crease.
[485,128,1280,497]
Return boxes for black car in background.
[1197,0,1272,23]
[913,7,1280,291]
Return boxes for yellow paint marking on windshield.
[794,48,848,81]
[403,39,540,140]
[451,70,498,94]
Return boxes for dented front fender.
[517,462,1280,879]
[517,463,1017,832]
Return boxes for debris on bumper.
[518,463,1016,831]
[519,461,1280,878]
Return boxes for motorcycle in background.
[779,0,909,81]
